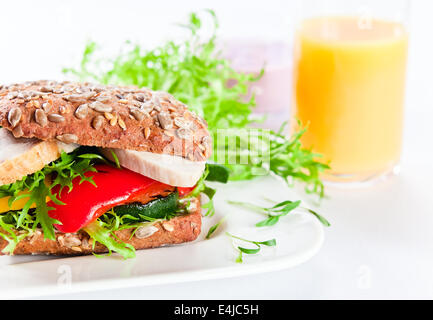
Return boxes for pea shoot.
[205,215,228,239]
[226,232,276,263]
[228,199,331,228]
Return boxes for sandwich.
[0,80,215,259]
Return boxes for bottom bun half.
[0,198,202,256]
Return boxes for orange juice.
[293,17,409,181]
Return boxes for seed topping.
[144,127,151,139]
[157,112,173,130]
[162,222,174,232]
[118,117,126,130]
[135,225,159,239]
[176,128,191,139]
[35,109,48,127]
[75,104,88,119]
[56,134,78,144]
[47,113,65,123]
[92,115,105,129]
[59,105,70,115]
[7,107,22,128]
[12,125,24,138]
[104,112,114,120]
[90,101,113,113]
[109,114,118,126]
[130,107,145,121]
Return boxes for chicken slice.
[100,148,206,188]
[0,128,78,186]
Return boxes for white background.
[1,0,433,299]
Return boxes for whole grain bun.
[0,198,202,256]
[0,80,211,162]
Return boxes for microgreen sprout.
[226,232,276,263]
[228,199,331,227]
[206,215,228,239]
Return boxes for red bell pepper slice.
[48,164,173,233]
[177,186,196,197]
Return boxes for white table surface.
[0,0,431,299]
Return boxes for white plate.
[0,176,325,299]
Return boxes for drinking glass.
[292,0,410,184]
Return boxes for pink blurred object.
[221,38,293,114]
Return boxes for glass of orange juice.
[292,0,410,184]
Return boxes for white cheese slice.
[100,148,205,187]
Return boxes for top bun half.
[0,80,211,162]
